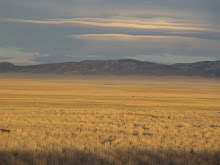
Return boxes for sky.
[0,0,220,65]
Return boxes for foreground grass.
[0,76,220,164]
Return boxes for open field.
[0,75,220,165]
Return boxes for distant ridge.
[0,59,220,77]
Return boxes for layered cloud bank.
[0,0,219,64]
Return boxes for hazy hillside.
[0,59,220,77]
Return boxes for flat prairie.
[0,75,220,165]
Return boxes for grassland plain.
[0,75,220,165]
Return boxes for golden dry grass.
[0,75,220,165]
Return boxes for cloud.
[0,59,39,65]
[0,17,220,40]
[128,54,216,64]
[33,54,78,63]
[0,0,219,64]
[72,34,152,41]
[70,34,210,41]
[2,17,219,33]
[0,56,12,60]
[2,17,220,42]
[68,34,220,63]
[1,0,219,26]
[0,47,45,65]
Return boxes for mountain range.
[0,59,220,77]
